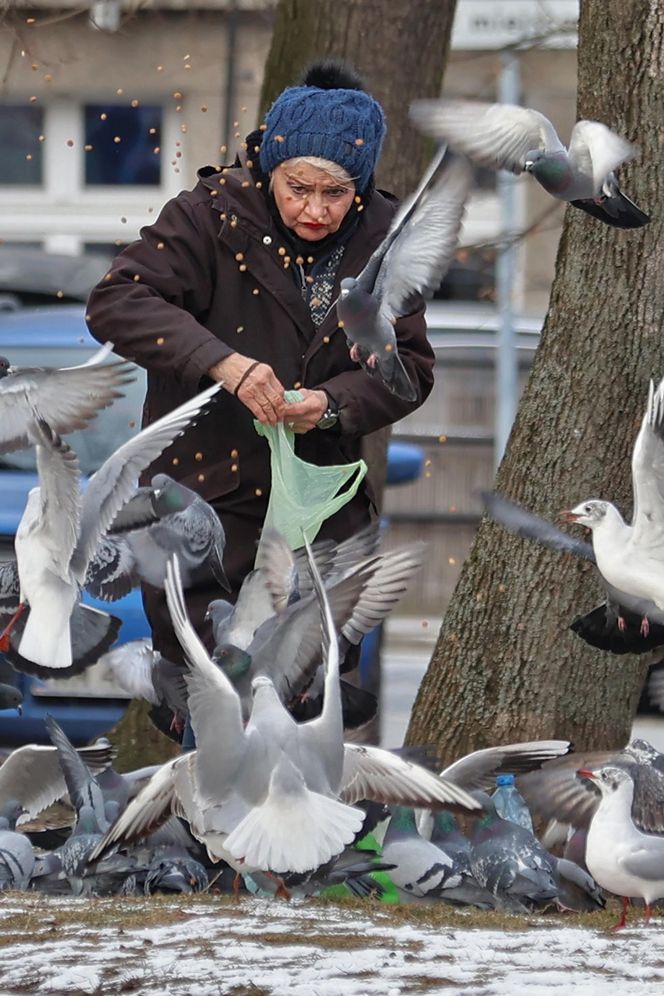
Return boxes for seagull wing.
[481,490,596,562]
[0,345,134,455]
[164,555,245,807]
[440,740,573,791]
[340,743,480,812]
[409,99,563,173]
[29,419,82,578]
[630,378,664,548]
[71,383,221,579]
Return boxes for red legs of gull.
[169,711,184,735]
[611,896,630,931]
[0,602,26,651]
[644,902,653,924]
[265,871,292,901]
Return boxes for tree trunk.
[259,0,457,199]
[407,0,664,760]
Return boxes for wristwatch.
[316,395,339,430]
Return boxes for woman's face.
[271,161,356,241]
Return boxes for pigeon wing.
[0,345,134,455]
[72,383,221,579]
[567,120,635,193]
[377,155,472,322]
[440,740,573,791]
[409,99,563,173]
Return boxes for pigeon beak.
[16,704,22,716]
[340,288,349,299]
[577,768,596,781]
[153,489,162,499]
[524,159,534,171]
[558,509,580,524]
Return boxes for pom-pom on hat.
[259,60,386,194]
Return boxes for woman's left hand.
[282,389,329,433]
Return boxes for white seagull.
[10,383,221,670]
[562,376,664,636]
[578,765,664,928]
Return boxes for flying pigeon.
[0,343,135,455]
[104,473,230,592]
[337,147,471,401]
[6,382,221,671]
[481,488,664,655]
[410,99,649,228]
[578,765,664,927]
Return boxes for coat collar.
[196,165,397,355]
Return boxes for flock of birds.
[0,97,660,928]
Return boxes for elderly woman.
[87,62,435,664]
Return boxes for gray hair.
[269,157,355,192]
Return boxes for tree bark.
[259,0,457,199]
[407,0,664,759]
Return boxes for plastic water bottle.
[491,774,534,832]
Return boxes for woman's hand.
[208,353,286,426]
[282,389,329,433]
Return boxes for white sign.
[452,0,578,50]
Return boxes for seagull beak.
[558,509,580,524]
[577,768,596,781]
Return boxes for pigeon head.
[151,474,195,516]
[213,644,252,682]
[0,799,24,831]
[560,500,611,530]
[577,765,634,797]
[524,149,572,193]
[339,277,358,300]
[205,599,233,626]
[432,810,459,837]
[0,356,10,378]
[0,683,23,714]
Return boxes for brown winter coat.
[87,164,435,660]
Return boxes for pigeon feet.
[640,616,650,638]
[0,602,26,651]
[366,353,378,369]
[349,343,361,363]
[644,902,653,924]
[169,711,184,736]
[610,896,630,931]
[617,616,627,633]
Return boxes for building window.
[0,105,44,185]
[84,104,162,186]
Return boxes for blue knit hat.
[259,63,386,194]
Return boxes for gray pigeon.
[469,795,558,912]
[57,805,105,895]
[143,847,209,895]
[0,826,35,890]
[104,473,230,592]
[410,99,649,228]
[551,855,605,913]
[0,682,22,713]
[0,343,134,455]
[98,638,189,729]
[45,715,109,830]
[381,805,493,907]
[337,148,471,401]
[8,382,221,673]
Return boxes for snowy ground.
[0,894,663,995]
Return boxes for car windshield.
[0,348,146,476]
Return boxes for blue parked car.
[0,304,423,744]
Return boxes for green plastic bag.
[254,390,367,564]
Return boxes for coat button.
[262,235,272,245]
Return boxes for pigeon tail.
[224,760,364,874]
[377,350,417,403]
[571,187,650,229]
